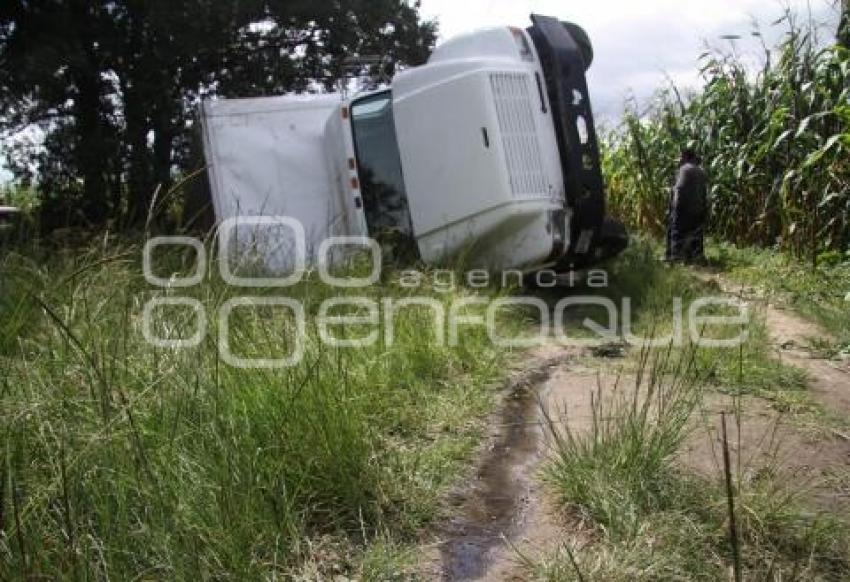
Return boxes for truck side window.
[350,91,416,253]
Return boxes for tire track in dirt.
[434,351,561,581]
[418,346,617,581]
[423,272,850,581]
[766,304,850,415]
[699,271,850,419]
[683,272,850,512]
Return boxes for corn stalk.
[603,14,850,259]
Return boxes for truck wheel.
[563,22,593,70]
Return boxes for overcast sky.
[0,1,841,184]
[419,0,840,122]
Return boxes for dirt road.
[419,274,850,581]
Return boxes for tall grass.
[542,342,704,539]
[0,238,513,579]
[536,343,850,581]
[533,239,849,579]
[604,12,849,261]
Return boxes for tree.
[0,0,436,230]
[0,1,121,226]
[839,0,849,47]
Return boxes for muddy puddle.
[438,365,555,581]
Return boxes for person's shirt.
[673,162,708,220]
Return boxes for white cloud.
[418,0,841,120]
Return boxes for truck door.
[349,90,418,260]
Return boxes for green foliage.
[0,185,38,212]
[538,343,849,581]
[604,14,850,260]
[533,476,850,581]
[543,345,704,539]
[0,240,509,579]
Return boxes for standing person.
[666,148,708,263]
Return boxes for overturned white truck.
[200,14,628,274]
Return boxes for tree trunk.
[151,91,178,216]
[70,1,109,226]
[119,10,155,228]
[125,119,154,226]
[74,70,109,226]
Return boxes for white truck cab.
[200,14,627,274]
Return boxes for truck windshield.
[350,91,415,244]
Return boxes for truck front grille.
[489,72,549,200]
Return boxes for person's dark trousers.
[668,208,705,262]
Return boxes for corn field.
[603,14,850,262]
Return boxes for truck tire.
[563,22,594,70]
